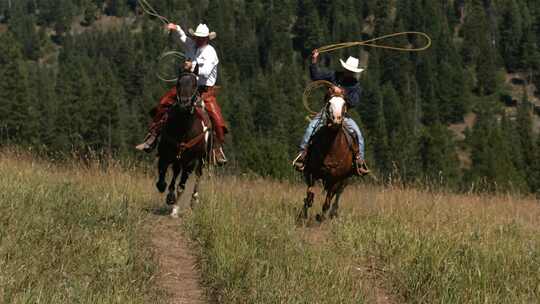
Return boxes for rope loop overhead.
[317,31,432,53]
[138,0,170,25]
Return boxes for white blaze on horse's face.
[328,96,346,126]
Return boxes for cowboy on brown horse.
[293,49,369,176]
[136,23,228,165]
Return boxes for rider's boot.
[354,156,370,176]
[135,133,158,153]
[213,126,227,166]
[213,146,227,166]
[292,149,308,172]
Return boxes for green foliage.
[0,0,539,192]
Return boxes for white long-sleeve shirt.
[175,25,219,87]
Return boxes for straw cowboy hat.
[188,24,217,40]
[340,56,364,73]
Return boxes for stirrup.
[213,147,227,166]
[292,151,306,172]
[355,159,370,177]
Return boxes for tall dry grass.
[186,176,540,303]
[0,150,164,303]
[1,149,539,303]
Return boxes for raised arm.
[167,23,195,50]
[309,49,335,82]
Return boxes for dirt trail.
[150,212,205,304]
[149,176,205,304]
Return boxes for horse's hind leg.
[156,157,168,193]
[166,162,181,206]
[190,160,203,208]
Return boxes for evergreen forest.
[1,0,540,193]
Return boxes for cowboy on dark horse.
[293,49,369,176]
[136,23,228,165]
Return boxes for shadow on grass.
[143,206,171,217]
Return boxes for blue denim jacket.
[309,63,362,108]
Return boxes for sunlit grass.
[0,151,164,303]
[186,176,540,303]
[1,150,539,303]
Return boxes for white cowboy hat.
[188,24,217,40]
[339,56,364,73]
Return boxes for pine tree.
[0,32,31,145]
[420,122,460,187]
[499,0,524,71]
[465,105,528,192]
[293,0,324,60]
[515,91,536,191]
[8,1,41,60]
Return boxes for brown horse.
[300,95,355,222]
[156,72,212,217]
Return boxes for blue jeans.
[299,113,365,159]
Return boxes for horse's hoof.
[156,181,167,193]
[190,193,199,208]
[170,206,180,218]
[166,193,176,205]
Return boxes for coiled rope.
[156,50,186,83]
[303,80,335,117]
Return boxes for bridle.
[175,72,200,110]
[325,94,347,126]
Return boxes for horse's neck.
[315,126,349,155]
[167,108,196,137]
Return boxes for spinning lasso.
[303,32,432,116]
[138,0,186,82]
[138,0,170,25]
[317,31,432,53]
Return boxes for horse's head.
[175,72,198,109]
[325,96,347,128]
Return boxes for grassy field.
[1,151,539,303]
[186,177,540,303]
[0,151,164,303]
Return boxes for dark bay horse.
[301,95,355,222]
[156,72,212,217]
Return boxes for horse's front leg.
[316,191,334,222]
[299,176,315,221]
[329,183,345,219]
[190,160,204,208]
[167,161,182,206]
[156,157,169,193]
[317,182,340,222]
